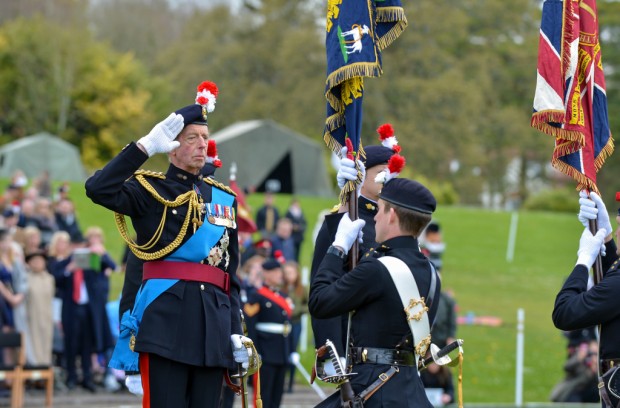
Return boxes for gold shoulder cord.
[204,177,237,196]
[114,173,204,261]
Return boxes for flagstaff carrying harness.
[380,256,465,408]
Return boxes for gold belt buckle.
[283,322,291,337]
[379,372,389,382]
[362,349,368,362]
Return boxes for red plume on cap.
[616,192,620,202]
[387,154,405,174]
[206,140,222,168]
[375,153,406,185]
[197,81,219,98]
[376,123,399,152]
[377,123,394,140]
[195,81,218,115]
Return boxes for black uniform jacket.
[553,239,620,360]
[310,235,441,408]
[310,195,378,355]
[244,286,292,365]
[85,142,242,369]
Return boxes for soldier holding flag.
[310,163,441,407]
[532,0,617,405]
[553,191,620,407]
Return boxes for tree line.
[2,0,620,206]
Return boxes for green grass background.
[59,178,582,403]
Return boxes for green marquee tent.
[0,132,86,182]
[211,120,333,197]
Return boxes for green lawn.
[67,179,581,403]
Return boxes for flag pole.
[588,219,604,285]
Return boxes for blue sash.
[109,187,234,371]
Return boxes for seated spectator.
[420,362,455,406]
[550,340,599,403]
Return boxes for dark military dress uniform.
[310,236,441,408]
[85,142,242,407]
[553,239,620,372]
[244,285,292,408]
[310,195,379,356]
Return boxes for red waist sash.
[143,261,230,294]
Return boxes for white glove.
[336,148,365,195]
[231,334,253,369]
[125,374,143,396]
[332,213,365,255]
[289,351,300,365]
[323,357,347,376]
[576,228,607,269]
[578,191,613,237]
[137,113,184,157]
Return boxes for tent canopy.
[211,120,333,197]
[0,132,86,182]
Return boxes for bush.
[522,187,579,213]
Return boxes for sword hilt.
[419,339,464,369]
[325,339,346,375]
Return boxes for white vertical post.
[515,308,525,406]
[506,212,519,262]
[300,266,310,353]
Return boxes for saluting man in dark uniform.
[310,124,400,358]
[553,191,620,407]
[309,168,442,407]
[243,258,293,408]
[85,81,254,408]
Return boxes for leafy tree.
[362,0,546,204]
[153,1,326,139]
[0,17,158,170]
[89,0,187,65]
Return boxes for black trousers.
[142,352,225,408]
[259,363,287,408]
[64,304,94,385]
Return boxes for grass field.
[65,179,583,404]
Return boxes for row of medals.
[194,196,236,230]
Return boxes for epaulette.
[204,177,237,196]
[133,169,166,179]
[330,203,341,213]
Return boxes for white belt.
[255,322,291,336]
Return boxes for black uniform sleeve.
[553,263,620,330]
[85,142,152,217]
[310,215,345,350]
[309,253,383,319]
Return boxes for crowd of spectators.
[0,170,121,394]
